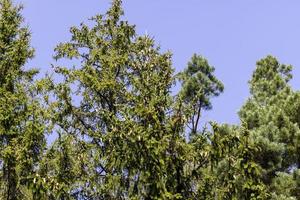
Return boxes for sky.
[15,0,300,126]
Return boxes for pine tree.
[239,56,300,199]
[49,0,187,198]
[177,54,224,136]
[0,0,48,199]
[5,0,300,199]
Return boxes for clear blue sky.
[16,0,300,125]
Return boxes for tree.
[49,0,188,198]
[5,0,300,199]
[177,54,224,136]
[0,0,49,199]
[239,56,300,199]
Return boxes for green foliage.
[1,0,300,199]
[0,0,49,199]
[48,0,184,198]
[239,56,300,199]
[177,54,224,135]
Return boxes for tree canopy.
[0,0,300,199]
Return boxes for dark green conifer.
[0,0,48,199]
[177,54,224,136]
[239,56,300,199]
